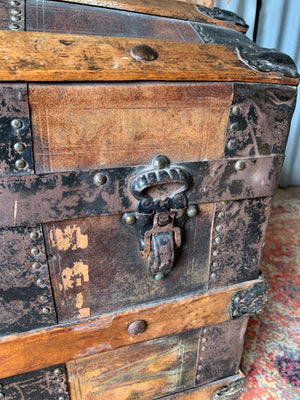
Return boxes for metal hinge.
[229,274,268,319]
[213,376,246,400]
[123,155,197,280]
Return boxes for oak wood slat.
[0,278,258,379]
[0,31,298,85]
[60,0,247,32]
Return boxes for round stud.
[235,160,246,171]
[58,396,66,400]
[152,155,168,170]
[218,212,225,219]
[56,378,63,383]
[211,272,216,279]
[58,388,64,393]
[40,295,49,302]
[54,368,63,376]
[202,338,208,342]
[201,346,207,351]
[227,138,238,150]
[123,213,136,225]
[36,278,44,286]
[94,173,107,186]
[30,231,39,240]
[213,262,218,268]
[197,365,203,370]
[234,297,241,304]
[232,105,240,115]
[187,205,198,218]
[32,262,41,270]
[42,307,50,314]
[215,237,221,244]
[11,118,23,129]
[216,225,223,232]
[131,44,158,62]
[31,247,40,256]
[15,159,26,169]
[196,374,201,381]
[213,250,218,256]
[14,142,25,152]
[203,329,208,334]
[230,122,238,131]
[155,272,165,281]
[128,320,147,336]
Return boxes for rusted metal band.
[0,156,283,228]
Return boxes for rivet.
[123,213,136,225]
[58,397,66,400]
[42,307,50,314]
[11,8,22,14]
[11,15,22,22]
[15,159,26,169]
[36,278,44,286]
[14,142,25,152]
[202,338,208,342]
[215,237,221,244]
[216,225,223,232]
[58,388,64,393]
[31,247,40,256]
[218,212,225,219]
[94,173,107,186]
[199,356,204,361]
[197,365,203,370]
[213,262,218,268]
[0,393,5,398]
[211,273,216,278]
[30,231,39,240]
[54,368,63,376]
[9,23,20,30]
[227,138,238,150]
[213,250,218,256]
[232,105,240,115]
[32,262,41,270]
[56,378,63,383]
[128,320,147,336]
[196,374,201,381]
[155,272,165,281]
[235,160,246,171]
[152,155,167,170]
[201,347,207,351]
[131,44,158,62]
[234,297,241,304]
[187,205,198,218]
[230,122,238,131]
[11,118,23,129]
[40,295,49,302]
[203,329,208,334]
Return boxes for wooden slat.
[0,31,298,85]
[0,278,258,379]
[60,0,247,32]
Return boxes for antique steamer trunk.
[0,1,299,399]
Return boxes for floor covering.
[240,187,300,399]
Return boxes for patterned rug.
[240,187,300,400]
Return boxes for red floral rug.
[240,187,300,399]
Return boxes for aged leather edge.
[0,277,262,379]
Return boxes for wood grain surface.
[0,31,298,85]
[0,278,258,379]
[60,0,245,32]
[29,82,232,172]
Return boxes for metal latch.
[229,274,268,319]
[123,155,197,280]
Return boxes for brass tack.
[216,225,223,232]
[203,329,208,334]
[218,212,225,218]
[235,160,246,171]
[36,278,45,286]
[31,247,40,256]
[40,295,49,302]
[211,273,216,279]
[155,272,165,281]
[232,105,240,115]
[123,213,136,225]
[227,138,238,150]
[14,142,25,152]
[213,262,218,268]
[202,338,208,342]
[131,44,158,62]
[230,122,238,131]
[94,173,107,186]
[196,374,201,381]
[30,231,39,240]
[152,155,167,170]
[32,262,41,270]
[187,205,198,218]
[56,378,63,383]
[58,388,64,393]
[54,368,63,376]
[213,250,218,256]
[11,118,23,129]
[42,307,50,314]
[128,320,147,336]
[215,237,221,244]
[197,365,203,370]
[201,347,207,351]
[15,159,26,169]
